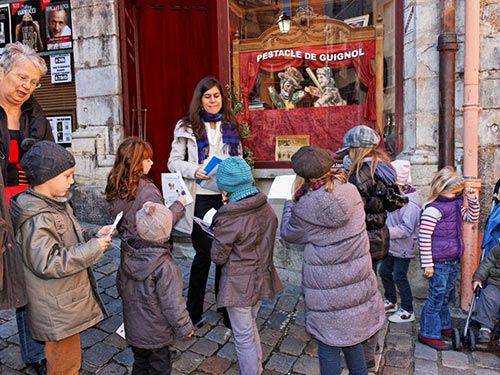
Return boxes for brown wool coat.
[211,193,283,308]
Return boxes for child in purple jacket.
[418,167,480,350]
[379,160,421,323]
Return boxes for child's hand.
[97,236,112,252]
[177,194,187,206]
[222,191,230,205]
[464,187,479,201]
[97,225,114,238]
[186,330,194,338]
[423,266,434,279]
[472,280,482,290]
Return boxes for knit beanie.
[216,157,258,202]
[136,201,173,243]
[20,140,76,186]
[291,145,334,179]
[392,159,412,185]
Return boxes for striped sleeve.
[461,196,480,223]
[418,206,441,268]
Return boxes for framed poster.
[275,135,310,161]
[344,15,370,28]
[48,115,72,145]
[44,0,72,50]
[0,4,12,53]
[10,1,45,52]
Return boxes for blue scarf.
[196,110,241,164]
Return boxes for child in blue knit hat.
[212,156,283,374]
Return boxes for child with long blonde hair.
[418,166,480,350]
[105,137,193,373]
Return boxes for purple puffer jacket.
[280,180,385,347]
[386,188,422,258]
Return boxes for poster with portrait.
[44,0,72,50]
[0,4,12,53]
[48,115,72,145]
[10,1,45,52]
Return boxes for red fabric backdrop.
[247,105,375,162]
[239,41,376,122]
[137,0,218,184]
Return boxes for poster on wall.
[44,0,72,50]
[48,115,72,145]
[50,53,71,83]
[10,1,45,52]
[275,135,310,161]
[0,4,12,53]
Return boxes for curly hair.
[105,137,153,202]
[181,76,239,139]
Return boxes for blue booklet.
[196,156,223,188]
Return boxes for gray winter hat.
[291,145,334,179]
[21,140,75,186]
[336,125,381,156]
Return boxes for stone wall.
[401,0,500,301]
[70,0,122,223]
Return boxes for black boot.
[27,359,47,375]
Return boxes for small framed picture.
[344,14,370,28]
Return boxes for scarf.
[196,110,241,164]
[294,175,337,202]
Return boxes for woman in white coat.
[167,76,241,328]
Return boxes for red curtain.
[137,1,218,185]
[238,41,377,122]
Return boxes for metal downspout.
[437,0,458,168]
[461,1,481,310]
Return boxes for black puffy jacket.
[0,97,54,179]
[349,163,407,261]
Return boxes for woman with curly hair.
[167,76,241,328]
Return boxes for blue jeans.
[16,307,45,363]
[379,255,413,311]
[318,340,367,375]
[419,261,459,339]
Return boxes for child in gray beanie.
[212,156,283,374]
[10,140,113,374]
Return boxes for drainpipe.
[460,0,481,310]
[437,0,458,168]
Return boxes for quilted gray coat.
[281,180,385,347]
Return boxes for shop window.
[229,0,400,166]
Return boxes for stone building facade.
[67,0,499,285]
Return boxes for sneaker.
[441,328,453,338]
[388,308,415,323]
[384,298,398,313]
[477,328,491,344]
[418,334,452,350]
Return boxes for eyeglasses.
[13,73,41,89]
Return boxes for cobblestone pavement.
[1,240,499,374]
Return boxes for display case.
[232,8,384,168]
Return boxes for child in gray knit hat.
[10,140,113,374]
[212,156,283,374]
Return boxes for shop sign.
[50,53,72,83]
